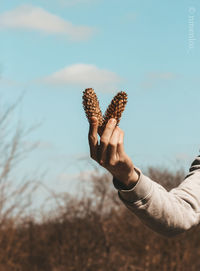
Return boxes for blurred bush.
[0,98,199,270]
[0,165,200,271]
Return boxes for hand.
[88,117,139,188]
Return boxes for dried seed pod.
[82,88,104,127]
[103,91,128,126]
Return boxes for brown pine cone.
[82,88,104,127]
[103,91,128,127]
[82,88,128,135]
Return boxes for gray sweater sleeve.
[113,155,200,237]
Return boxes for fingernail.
[90,117,97,124]
[109,118,116,125]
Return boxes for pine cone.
[103,91,128,126]
[82,88,104,127]
[82,88,128,135]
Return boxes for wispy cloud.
[0,76,22,87]
[40,64,122,92]
[0,4,94,41]
[141,72,178,89]
[48,0,98,6]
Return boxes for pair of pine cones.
[82,88,128,135]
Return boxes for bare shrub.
[146,166,185,190]
[0,156,199,270]
[0,96,40,269]
[0,97,199,270]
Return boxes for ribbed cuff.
[113,169,153,203]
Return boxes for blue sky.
[0,0,200,195]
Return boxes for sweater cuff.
[113,169,153,203]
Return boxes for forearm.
[113,155,200,237]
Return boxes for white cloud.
[41,64,122,92]
[52,0,97,6]
[141,72,178,89]
[32,0,99,8]
[0,4,94,41]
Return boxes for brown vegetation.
[0,98,200,270]
[0,165,200,271]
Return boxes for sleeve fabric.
[113,155,200,237]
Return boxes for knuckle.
[118,141,123,147]
[119,156,125,163]
[100,137,108,145]
[108,159,116,167]
[88,135,96,142]
[109,142,116,148]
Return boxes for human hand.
[88,117,139,188]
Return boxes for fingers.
[98,118,117,165]
[117,128,125,156]
[106,127,120,165]
[88,116,125,169]
[88,117,99,161]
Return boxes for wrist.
[113,168,140,190]
[125,168,140,189]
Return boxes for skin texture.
[88,117,139,188]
